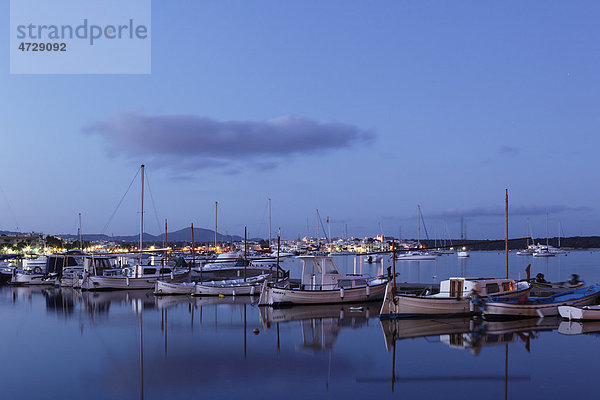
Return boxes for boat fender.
[170,271,174,280]
[232,289,236,297]
[126,276,130,286]
[366,286,370,297]
[33,267,43,275]
[340,287,344,298]
[250,286,255,296]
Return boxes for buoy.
[253,328,259,335]
[218,294,225,299]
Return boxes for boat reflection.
[558,320,600,335]
[380,317,560,355]
[260,303,380,352]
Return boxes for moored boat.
[258,255,388,306]
[379,277,531,319]
[394,251,437,261]
[457,247,470,258]
[483,285,600,318]
[558,304,600,320]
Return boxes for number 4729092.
[18,42,66,51]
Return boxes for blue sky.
[1,1,599,240]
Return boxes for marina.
[4,1,599,398]
[2,251,600,399]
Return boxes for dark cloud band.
[84,113,373,173]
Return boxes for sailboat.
[532,213,555,257]
[456,218,470,257]
[394,205,437,261]
[81,165,190,291]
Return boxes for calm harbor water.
[1,251,599,399]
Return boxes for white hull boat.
[484,285,600,318]
[154,280,195,295]
[154,274,274,296]
[82,270,190,291]
[259,255,388,306]
[394,251,437,261]
[194,279,265,296]
[11,272,56,286]
[457,251,470,258]
[260,281,387,305]
[532,250,555,257]
[559,304,600,320]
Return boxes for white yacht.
[80,256,189,291]
[457,247,470,257]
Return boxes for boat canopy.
[298,255,341,290]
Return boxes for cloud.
[84,113,374,174]
[431,205,590,219]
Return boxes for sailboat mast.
[191,222,195,270]
[316,210,319,246]
[139,164,144,264]
[164,219,167,266]
[268,198,272,249]
[546,211,549,247]
[558,221,561,248]
[417,205,421,247]
[505,189,509,279]
[78,212,83,252]
[214,201,218,250]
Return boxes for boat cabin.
[83,256,116,276]
[437,277,522,298]
[299,255,368,291]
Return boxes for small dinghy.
[154,274,277,296]
[193,274,274,296]
[558,304,600,320]
[154,280,196,295]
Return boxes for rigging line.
[0,184,20,231]
[256,200,269,238]
[101,168,140,235]
[316,209,329,242]
[144,169,161,234]
[419,208,431,241]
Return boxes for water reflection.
[558,320,600,335]
[260,303,380,353]
[380,317,559,355]
[2,251,600,399]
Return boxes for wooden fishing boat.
[258,255,388,306]
[154,280,195,295]
[193,274,275,296]
[379,277,531,319]
[483,285,600,318]
[529,273,584,297]
[154,274,274,296]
